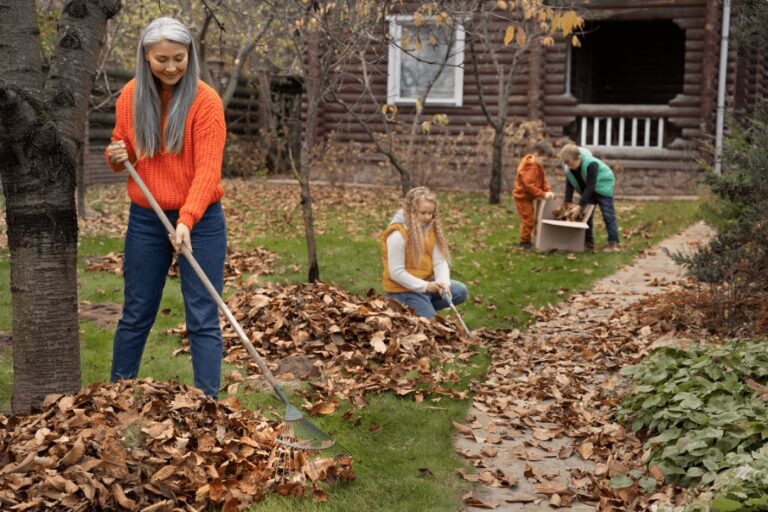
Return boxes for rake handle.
[442,291,471,337]
[123,161,291,406]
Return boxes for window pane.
[399,24,455,100]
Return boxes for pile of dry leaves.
[552,202,585,222]
[85,247,277,285]
[0,379,353,511]
[170,282,479,408]
[619,285,709,340]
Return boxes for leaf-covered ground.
[455,222,719,511]
[0,179,704,511]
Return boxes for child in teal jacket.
[559,143,620,251]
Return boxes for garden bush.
[617,341,768,488]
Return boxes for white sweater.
[386,210,450,293]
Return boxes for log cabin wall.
[540,0,735,196]
[313,0,766,197]
[734,40,768,121]
[313,2,540,193]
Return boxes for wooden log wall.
[543,0,728,147]
[319,5,537,153]
[734,42,768,121]
[309,0,764,195]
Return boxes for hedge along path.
[455,221,713,511]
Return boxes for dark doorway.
[569,20,685,104]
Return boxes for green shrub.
[617,342,768,487]
[672,105,768,335]
[661,447,768,512]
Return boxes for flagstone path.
[457,221,713,511]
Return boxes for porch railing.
[574,104,672,150]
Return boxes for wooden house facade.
[312,0,768,196]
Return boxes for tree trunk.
[488,127,505,204]
[0,0,120,414]
[0,83,81,415]
[77,121,90,217]
[399,171,410,197]
[295,29,323,284]
[299,177,320,283]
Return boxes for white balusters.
[631,118,638,147]
[644,118,651,147]
[618,117,625,147]
[657,118,664,148]
[578,114,665,149]
[592,117,600,146]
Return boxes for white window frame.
[386,14,465,107]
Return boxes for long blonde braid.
[403,187,450,267]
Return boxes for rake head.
[277,407,349,458]
[271,404,353,492]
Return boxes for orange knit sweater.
[106,79,226,229]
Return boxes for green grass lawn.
[0,182,701,511]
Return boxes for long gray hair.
[133,17,200,156]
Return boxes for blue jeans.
[585,194,620,246]
[111,202,227,398]
[386,280,468,319]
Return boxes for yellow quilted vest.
[381,223,436,293]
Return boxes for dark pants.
[111,202,227,398]
[585,194,620,246]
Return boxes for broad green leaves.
[618,342,768,488]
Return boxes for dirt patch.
[276,354,321,380]
[78,301,122,329]
[0,332,11,349]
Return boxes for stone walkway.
[457,221,713,511]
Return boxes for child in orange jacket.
[512,141,555,249]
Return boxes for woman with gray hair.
[105,17,228,398]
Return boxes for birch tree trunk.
[0,0,120,414]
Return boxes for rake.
[443,290,472,338]
[123,161,347,459]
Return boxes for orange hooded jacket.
[512,154,551,201]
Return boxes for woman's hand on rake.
[169,223,192,254]
[107,140,128,166]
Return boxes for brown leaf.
[112,483,137,509]
[151,465,176,482]
[495,469,519,487]
[59,436,86,467]
[461,491,501,509]
[481,446,498,458]
[451,420,473,435]
[578,441,593,460]
[534,482,573,495]
[309,401,338,416]
[478,471,497,485]
[312,487,329,502]
[505,493,538,503]
[649,464,665,483]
